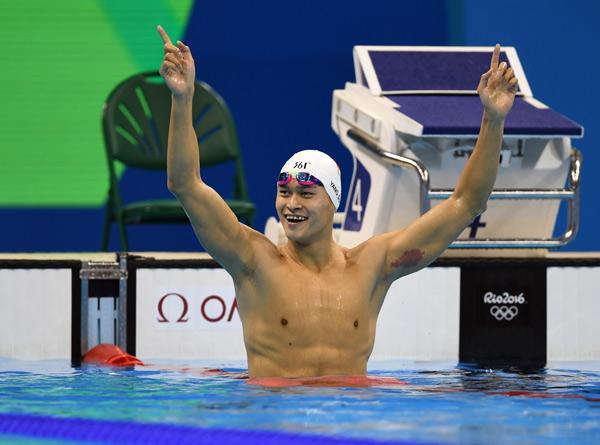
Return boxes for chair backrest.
[103,71,242,168]
[102,71,250,199]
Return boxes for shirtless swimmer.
[157,26,518,379]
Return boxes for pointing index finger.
[490,44,501,70]
[157,25,172,45]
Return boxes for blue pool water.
[0,358,599,444]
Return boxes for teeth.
[286,215,307,222]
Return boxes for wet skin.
[159,25,518,378]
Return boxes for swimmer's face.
[276,178,335,243]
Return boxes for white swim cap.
[279,150,342,210]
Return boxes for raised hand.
[157,25,195,98]
[477,44,519,119]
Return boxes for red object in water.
[83,344,145,367]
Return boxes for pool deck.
[1,250,599,262]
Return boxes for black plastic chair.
[101,71,255,251]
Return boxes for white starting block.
[328,46,583,254]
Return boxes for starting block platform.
[330,46,584,254]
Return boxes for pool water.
[0,358,599,444]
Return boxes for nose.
[287,192,302,210]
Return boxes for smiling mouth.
[285,215,308,224]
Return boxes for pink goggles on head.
[277,172,322,186]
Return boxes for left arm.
[452,44,519,215]
[378,44,519,281]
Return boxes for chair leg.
[116,216,129,252]
[101,204,112,252]
[246,211,255,229]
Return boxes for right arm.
[158,26,260,272]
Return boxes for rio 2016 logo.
[483,291,527,321]
[489,305,519,321]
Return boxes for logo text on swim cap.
[293,161,310,169]
[330,181,340,198]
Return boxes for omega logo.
[201,295,238,322]
[157,293,189,323]
[157,293,239,324]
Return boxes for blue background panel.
[1,0,598,253]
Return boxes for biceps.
[176,183,237,227]
[175,183,254,263]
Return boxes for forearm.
[166,91,201,193]
[452,111,505,213]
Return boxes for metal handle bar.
[347,127,582,249]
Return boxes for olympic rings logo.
[490,305,519,321]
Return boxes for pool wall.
[1,252,599,365]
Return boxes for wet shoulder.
[344,235,390,266]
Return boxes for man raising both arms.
[157,26,518,379]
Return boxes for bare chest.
[246,264,380,333]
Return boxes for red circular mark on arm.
[390,249,425,269]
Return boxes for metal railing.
[347,127,582,249]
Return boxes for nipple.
[281,318,288,326]
[354,320,359,328]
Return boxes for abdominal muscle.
[247,344,371,379]
[241,310,377,378]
